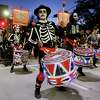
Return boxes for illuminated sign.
[12,9,29,26]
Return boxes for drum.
[73,47,94,66]
[13,47,29,64]
[96,48,100,59]
[42,48,77,86]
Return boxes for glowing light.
[3,10,9,17]
[0,20,6,28]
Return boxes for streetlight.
[3,10,10,17]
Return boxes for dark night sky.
[0,0,76,21]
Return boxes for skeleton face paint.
[73,13,78,20]
[38,9,47,20]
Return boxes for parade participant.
[87,26,99,68]
[28,5,62,98]
[65,12,86,76]
[87,26,99,49]
[8,25,29,72]
[72,13,86,76]
[67,13,80,39]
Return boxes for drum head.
[74,47,94,56]
[43,48,72,64]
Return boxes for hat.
[34,5,51,17]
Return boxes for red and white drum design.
[42,48,77,86]
[73,47,94,66]
[96,48,100,59]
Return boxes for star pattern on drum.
[46,62,77,85]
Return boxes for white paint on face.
[38,9,47,20]
[73,13,78,20]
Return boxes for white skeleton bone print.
[38,23,56,43]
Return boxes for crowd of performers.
[0,5,100,99]
[26,5,100,98]
[0,25,30,71]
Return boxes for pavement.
[0,58,100,100]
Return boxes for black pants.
[36,48,46,85]
[93,54,97,66]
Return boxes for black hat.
[34,5,51,17]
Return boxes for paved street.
[0,59,100,100]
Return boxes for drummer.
[28,5,63,98]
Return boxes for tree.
[75,0,100,27]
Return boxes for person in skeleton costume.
[8,25,29,73]
[28,5,62,98]
[66,13,81,39]
[66,12,86,76]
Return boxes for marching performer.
[8,25,29,72]
[28,5,62,98]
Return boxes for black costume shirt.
[29,21,60,48]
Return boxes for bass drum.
[73,47,94,66]
[96,48,100,60]
[42,48,77,86]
